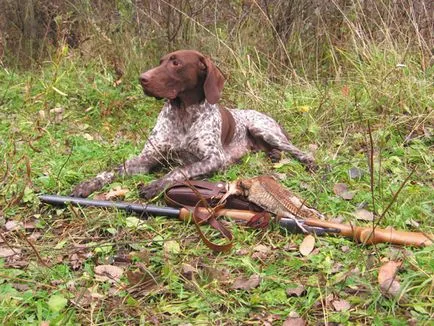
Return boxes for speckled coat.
[71,50,315,199]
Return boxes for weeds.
[0,0,433,324]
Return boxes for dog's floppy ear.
[200,56,225,105]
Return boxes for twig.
[19,231,50,268]
[367,121,376,216]
[374,167,415,229]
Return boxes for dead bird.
[220,176,326,226]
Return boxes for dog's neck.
[170,86,206,110]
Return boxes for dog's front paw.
[137,180,165,200]
[71,179,103,198]
[305,156,318,172]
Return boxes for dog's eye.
[172,60,180,66]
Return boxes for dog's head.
[139,50,225,106]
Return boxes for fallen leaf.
[48,294,68,312]
[0,247,21,258]
[354,208,374,221]
[231,274,261,290]
[38,110,46,120]
[70,251,92,270]
[283,312,306,326]
[299,235,315,256]
[12,283,30,291]
[126,268,159,294]
[286,285,306,297]
[70,287,93,308]
[405,218,420,228]
[5,220,23,231]
[331,262,344,274]
[308,144,318,153]
[348,167,364,179]
[66,281,76,291]
[253,244,271,254]
[341,245,350,253]
[333,183,355,200]
[202,265,230,283]
[181,263,197,280]
[82,133,94,141]
[252,251,268,260]
[330,216,345,223]
[378,260,402,297]
[236,248,250,255]
[283,243,298,251]
[252,244,271,260]
[94,265,123,283]
[49,107,64,123]
[341,84,350,97]
[163,240,180,255]
[332,299,351,311]
[28,232,42,242]
[105,187,129,200]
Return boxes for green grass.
[0,46,433,325]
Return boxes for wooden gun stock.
[183,207,433,247]
[305,218,433,247]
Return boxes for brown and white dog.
[72,50,315,199]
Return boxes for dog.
[72,50,315,199]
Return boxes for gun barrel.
[39,195,181,219]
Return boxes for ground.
[0,51,433,325]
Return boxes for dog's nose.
[139,73,149,85]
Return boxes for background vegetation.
[0,0,432,324]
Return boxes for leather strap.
[219,107,236,147]
[192,202,233,252]
[164,180,226,209]
[164,180,269,252]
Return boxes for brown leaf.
[126,265,159,296]
[252,251,268,260]
[231,274,261,290]
[253,244,271,254]
[71,288,93,308]
[286,285,306,297]
[348,167,364,179]
[333,183,354,200]
[283,312,306,326]
[341,84,350,97]
[94,265,123,283]
[5,220,23,231]
[181,263,197,281]
[69,251,92,270]
[12,283,30,291]
[127,270,149,286]
[332,299,351,311]
[0,247,21,258]
[331,262,344,274]
[378,260,402,297]
[236,248,250,255]
[105,187,129,200]
[202,265,230,283]
[28,232,42,242]
[308,144,318,153]
[299,235,315,256]
[354,208,374,221]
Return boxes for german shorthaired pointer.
[72,50,315,199]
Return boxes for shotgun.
[39,195,432,247]
[38,195,337,236]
